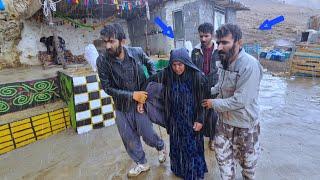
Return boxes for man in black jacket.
[191,23,220,151]
[96,24,166,177]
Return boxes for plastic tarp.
[84,44,99,72]
[261,49,288,62]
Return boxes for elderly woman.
[141,48,208,179]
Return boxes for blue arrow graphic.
[154,17,174,39]
[259,15,285,30]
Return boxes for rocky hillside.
[237,0,320,47]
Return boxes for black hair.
[100,23,126,41]
[40,37,46,43]
[216,23,242,42]
[198,23,214,34]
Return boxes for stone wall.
[182,1,200,48]
[0,0,234,68]
[0,0,41,69]
[128,0,222,55]
[225,7,237,24]
[186,0,215,47]
[0,0,131,68]
[17,18,130,66]
[164,0,199,52]
[127,6,168,55]
[128,0,199,55]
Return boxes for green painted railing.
[143,59,169,78]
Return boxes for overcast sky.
[284,0,320,9]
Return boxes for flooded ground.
[0,73,319,180]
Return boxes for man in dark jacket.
[96,23,166,177]
[191,23,220,151]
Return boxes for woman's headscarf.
[168,47,201,73]
[165,48,202,82]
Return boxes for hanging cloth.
[128,2,132,11]
[145,1,150,20]
[84,0,89,7]
[72,0,79,5]
[124,2,128,11]
[0,0,5,11]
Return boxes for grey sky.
[284,0,320,9]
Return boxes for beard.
[107,45,122,58]
[218,44,236,70]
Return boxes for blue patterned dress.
[146,48,208,179]
[169,78,208,180]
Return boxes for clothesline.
[65,0,146,8]
[61,0,149,15]
[38,0,153,30]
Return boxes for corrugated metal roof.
[213,0,250,10]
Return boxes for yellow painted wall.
[0,108,71,155]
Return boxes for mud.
[0,74,319,180]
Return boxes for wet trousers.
[115,107,164,164]
[214,119,261,180]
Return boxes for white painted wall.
[17,18,130,65]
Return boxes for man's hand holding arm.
[133,91,148,104]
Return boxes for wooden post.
[145,19,149,55]
[46,1,66,69]
[145,1,151,56]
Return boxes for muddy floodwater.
[0,74,319,180]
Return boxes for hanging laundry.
[113,0,119,10]
[72,0,79,5]
[132,2,136,9]
[145,1,150,20]
[128,2,132,11]
[0,0,6,11]
[84,0,89,7]
[124,2,128,11]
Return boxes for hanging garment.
[0,0,6,11]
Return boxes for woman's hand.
[193,122,203,131]
[137,103,145,114]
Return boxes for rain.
[0,0,320,180]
